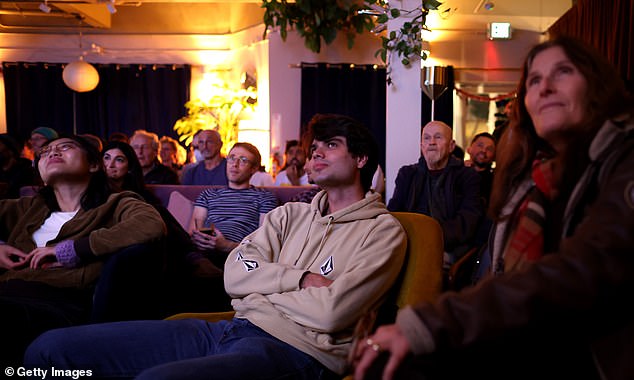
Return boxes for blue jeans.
[25,318,337,380]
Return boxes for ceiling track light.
[39,0,51,13]
[473,0,495,13]
[106,0,117,14]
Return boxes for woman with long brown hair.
[354,36,634,380]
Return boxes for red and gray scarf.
[501,157,558,272]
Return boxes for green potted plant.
[173,83,257,156]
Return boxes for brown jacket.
[0,191,166,288]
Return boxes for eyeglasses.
[39,142,80,158]
[227,155,252,166]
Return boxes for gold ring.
[366,338,380,352]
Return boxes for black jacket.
[144,160,179,185]
[387,155,483,260]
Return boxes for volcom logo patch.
[625,181,634,210]
[320,256,333,276]
[242,260,259,272]
[235,251,258,271]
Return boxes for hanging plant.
[373,0,441,64]
[262,0,443,84]
[261,0,376,53]
[372,0,443,84]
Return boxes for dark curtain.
[548,0,633,91]
[300,63,455,171]
[3,62,190,144]
[300,63,387,171]
[421,65,454,129]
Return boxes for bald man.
[181,129,228,186]
[388,121,483,276]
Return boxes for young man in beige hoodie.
[26,114,407,380]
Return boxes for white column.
[385,0,422,202]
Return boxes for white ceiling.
[0,0,573,63]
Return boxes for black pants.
[91,243,165,322]
[0,279,91,367]
[0,243,166,366]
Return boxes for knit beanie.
[31,127,59,141]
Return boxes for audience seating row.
[20,185,316,229]
[152,184,316,228]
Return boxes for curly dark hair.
[305,114,378,192]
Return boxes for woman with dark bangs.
[102,140,229,316]
[0,135,165,367]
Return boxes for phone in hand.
[199,223,215,236]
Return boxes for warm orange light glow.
[421,56,448,68]
[238,119,270,170]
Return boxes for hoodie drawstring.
[317,216,334,254]
[293,212,334,268]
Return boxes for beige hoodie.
[224,191,406,374]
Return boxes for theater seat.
[166,190,194,230]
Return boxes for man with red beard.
[189,142,278,270]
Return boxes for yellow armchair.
[391,211,444,308]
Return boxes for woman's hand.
[353,324,412,380]
[28,246,60,269]
[0,245,29,270]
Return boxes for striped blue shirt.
[194,187,279,243]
